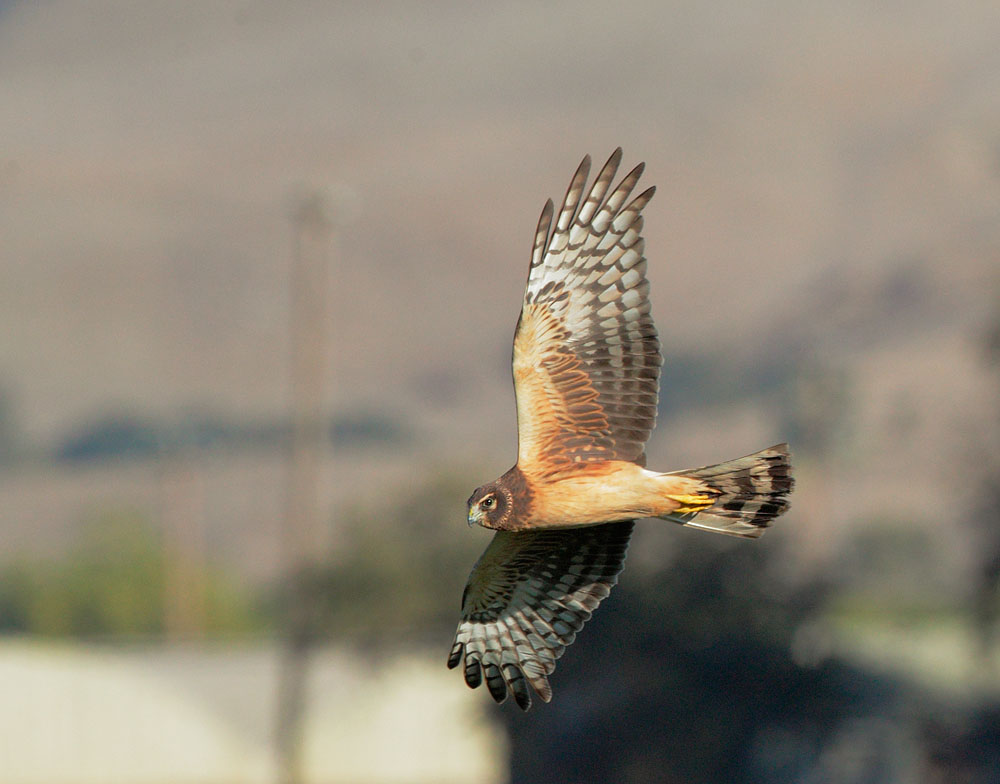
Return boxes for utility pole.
[275,189,335,784]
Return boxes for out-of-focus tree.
[969,305,1000,658]
[0,508,260,638]
[56,414,160,463]
[779,360,853,459]
[300,473,486,646]
[0,385,21,465]
[834,520,954,609]
[919,707,1000,783]
[971,481,1000,657]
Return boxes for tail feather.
[662,444,794,539]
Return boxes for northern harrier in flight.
[448,149,793,710]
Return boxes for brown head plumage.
[467,466,534,530]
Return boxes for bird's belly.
[527,462,678,527]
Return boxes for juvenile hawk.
[448,149,794,710]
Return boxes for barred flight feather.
[448,521,633,710]
[513,148,661,474]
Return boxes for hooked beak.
[467,507,481,527]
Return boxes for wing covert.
[447,521,634,710]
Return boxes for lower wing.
[448,520,634,710]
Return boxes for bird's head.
[467,482,513,529]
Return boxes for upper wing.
[513,149,662,477]
[447,520,634,710]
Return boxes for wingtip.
[484,663,508,703]
[570,154,592,187]
[633,184,656,206]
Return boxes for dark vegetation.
[0,508,260,638]
[501,535,1000,783]
[273,475,486,647]
[53,408,408,463]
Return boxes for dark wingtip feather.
[447,642,463,669]
[504,664,533,711]
[619,161,645,192]
[484,663,508,703]
[464,657,482,689]
[631,184,656,209]
[531,198,555,268]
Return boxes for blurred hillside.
[0,0,997,572]
[1,0,998,446]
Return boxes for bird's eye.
[481,496,495,509]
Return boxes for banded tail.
[661,444,794,538]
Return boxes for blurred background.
[1,0,999,781]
